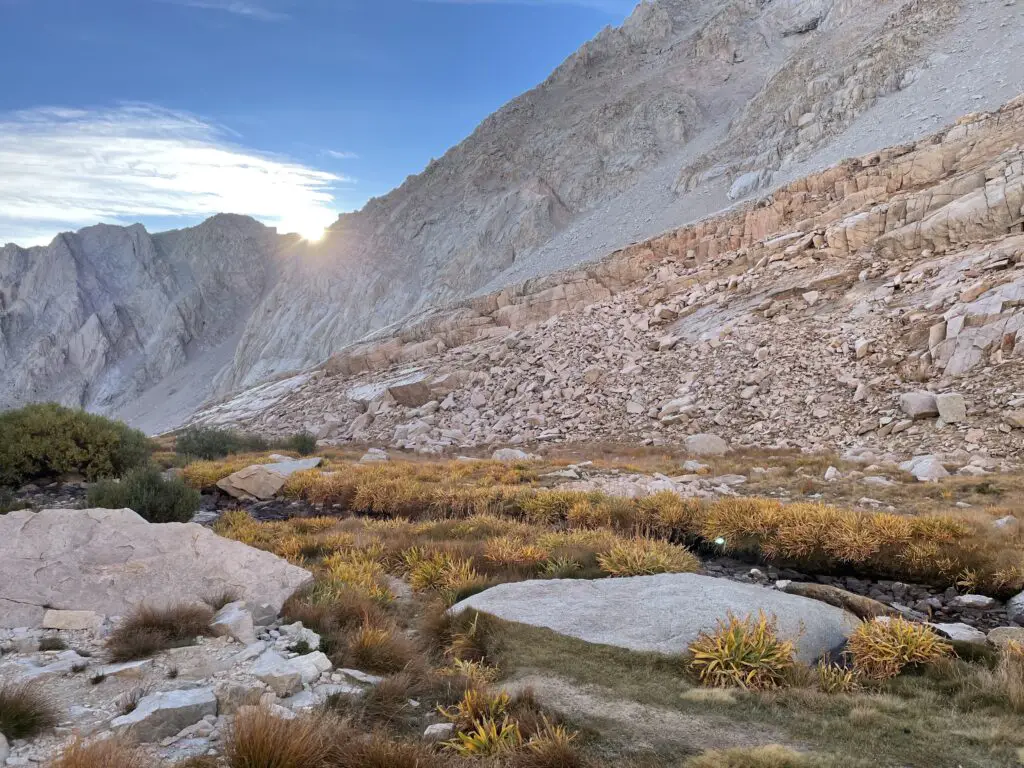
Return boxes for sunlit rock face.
[0,214,280,416]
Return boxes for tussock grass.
[49,738,149,768]
[688,612,796,691]
[106,603,214,661]
[225,707,339,768]
[846,618,952,681]
[683,745,831,768]
[0,683,58,739]
[181,454,280,489]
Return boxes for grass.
[38,635,68,651]
[106,603,214,661]
[49,739,149,768]
[181,454,280,489]
[683,745,835,768]
[688,612,796,691]
[0,683,59,739]
[846,618,952,681]
[0,403,151,487]
[86,466,201,523]
[210,457,1024,595]
[224,707,337,768]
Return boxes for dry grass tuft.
[511,717,589,768]
[38,635,68,651]
[847,617,952,680]
[0,683,59,739]
[688,612,795,690]
[597,538,700,577]
[106,603,214,662]
[344,623,419,674]
[49,738,149,768]
[815,662,858,694]
[684,745,824,768]
[224,707,337,768]
[333,733,446,768]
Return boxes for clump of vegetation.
[815,662,858,694]
[49,738,149,768]
[0,682,59,739]
[0,487,31,515]
[283,431,317,456]
[106,603,214,661]
[0,403,151,488]
[343,623,419,674]
[174,426,269,460]
[688,612,796,690]
[224,707,337,768]
[847,617,952,680]
[86,466,201,523]
[596,538,700,577]
[38,635,68,651]
[446,716,522,756]
[683,745,824,768]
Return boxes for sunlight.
[279,210,335,242]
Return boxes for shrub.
[0,488,31,515]
[50,738,148,768]
[86,467,200,523]
[175,426,269,460]
[224,707,335,768]
[38,635,68,651]
[847,617,952,680]
[0,403,151,487]
[283,431,317,456]
[597,538,700,577]
[0,682,59,738]
[106,603,214,661]
[688,612,796,690]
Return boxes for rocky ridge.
[190,96,1024,463]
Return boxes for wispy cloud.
[157,0,289,22]
[0,104,345,246]
[324,149,359,160]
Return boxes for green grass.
[483,618,1024,768]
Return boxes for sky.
[0,0,638,246]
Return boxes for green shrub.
[0,488,31,515]
[0,403,151,487]
[86,467,200,523]
[174,426,268,460]
[283,431,317,456]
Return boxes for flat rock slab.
[0,508,313,628]
[110,688,217,742]
[451,573,860,663]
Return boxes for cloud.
[157,0,289,22]
[324,149,359,160]
[417,0,635,11]
[0,104,345,246]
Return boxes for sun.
[280,211,333,242]
[296,224,326,242]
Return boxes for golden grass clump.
[321,549,395,603]
[688,612,796,690]
[49,738,148,768]
[683,745,821,768]
[847,617,952,680]
[0,683,59,739]
[106,603,214,662]
[446,717,523,756]
[597,538,700,577]
[816,662,859,694]
[345,623,419,674]
[182,454,276,489]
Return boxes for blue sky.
[0,0,637,245]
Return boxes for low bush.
[49,738,148,768]
[86,467,200,523]
[688,612,795,690]
[106,603,214,661]
[847,617,952,680]
[38,635,68,651]
[283,431,317,456]
[0,682,58,738]
[175,426,268,460]
[684,745,824,768]
[0,403,151,487]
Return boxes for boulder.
[451,573,859,663]
[0,733,8,764]
[211,601,257,645]
[217,458,323,500]
[110,688,217,742]
[936,393,966,423]
[928,622,987,645]
[387,375,433,407]
[0,508,312,628]
[899,455,949,482]
[987,626,1024,649]
[900,392,939,419]
[42,609,103,632]
[492,449,534,462]
[251,650,332,696]
[280,621,321,651]
[684,433,730,456]
[948,594,996,610]
[1008,591,1024,624]
[1006,411,1024,429]
[359,448,390,464]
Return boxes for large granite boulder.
[216,457,322,500]
[0,508,312,628]
[451,573,860,663]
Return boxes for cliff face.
[217,0,981,393]
[0,214,281,415]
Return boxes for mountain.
[0,215,282,429]
[3,0,1021,433]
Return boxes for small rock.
[359,448,390,464]
[936,393,966,424]
[423,722,455,742]
[948,594,997,610]
[279,621,321,652]
[211,602,257,645]
[684,433,730,456]
[491,448,533,462]
[0,732,8,764]
[900,391,939,419]
[899,455,949,482]
[824,466,841,482]
[928,623,988,645]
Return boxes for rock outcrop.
[0,508,312,627]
